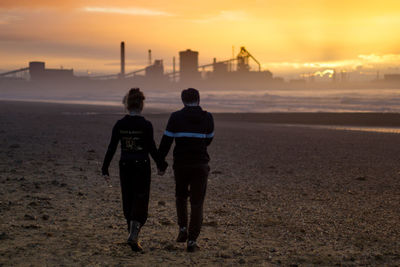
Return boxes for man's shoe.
[187,240,199,252]
[176,227,188,243]
[127,221,143,252]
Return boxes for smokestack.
[148,49,152,66]
[173,56,176,82]
[120,42,125,78]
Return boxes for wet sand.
[0,100,399,266]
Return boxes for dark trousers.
[119,159,151,229]
[174,164,209,241]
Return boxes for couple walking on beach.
[101,88,214,252]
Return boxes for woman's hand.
[101,168,112,187]
[102,174,112,187]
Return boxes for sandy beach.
[1,100,400,266]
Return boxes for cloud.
[192,10,247,23]
[358,54,400,64]
[263,53,400,75]
[0,14,21,25]
[0,0,80,8]
[82,6,173,16]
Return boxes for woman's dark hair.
[123,88,145,111]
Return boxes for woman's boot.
[127,220,142,251]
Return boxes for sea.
[2,87,400,113]
[2,87,400,134]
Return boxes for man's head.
[181,88,200,106]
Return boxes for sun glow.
[1,0,400,75]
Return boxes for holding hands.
[101,160,167,182]
[157,160,168,176]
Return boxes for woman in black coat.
[101,88,167,251]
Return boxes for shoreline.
[2,99,400,129]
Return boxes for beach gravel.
[0,101,399,266]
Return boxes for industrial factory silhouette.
[1,41,400,93]
[0,42,278,91]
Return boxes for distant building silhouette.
[332,69,337,83]
[340,70,347,82]
[179,49,200,82]
[145,60,164,80]
[213,58,228,74]
[29,61,73,81]
[384,74,400,81]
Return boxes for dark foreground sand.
[0,100,399,266]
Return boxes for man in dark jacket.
[158,88,214,252]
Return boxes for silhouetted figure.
[101,88,167,251]
[158,88,214,252]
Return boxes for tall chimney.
[148,49,152,66]
[120,42,125,78]
[173,56,176,82]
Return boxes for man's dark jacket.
[158,106,214,166]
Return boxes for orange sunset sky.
[1,0,400,75]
